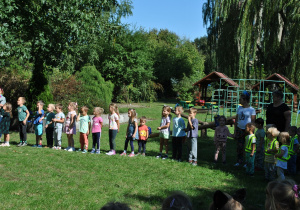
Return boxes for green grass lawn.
[1,101,299,209]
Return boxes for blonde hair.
[19,97,26,103]
[4,103,13,118]
[37,100,44,106]
[176,106,184,113]
[268,127,280,138]
[94,107,104,116]
[140,116,147,122]
[265,179,300,210]
[55,103,63,110]
[69,102,78,113]
[278,132,290,145]
[162,106,171,118]
[109,103,119,116]
[246,123,256,133]
[189,107,197,114]
[81,106,89,113]
[128,108,136,120]
[48,104,55,111]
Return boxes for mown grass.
[1,101,300,209]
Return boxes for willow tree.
[0,0,132,108]
[203,0,300,83]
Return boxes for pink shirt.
[92,116,103,133]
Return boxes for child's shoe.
[156,153,162,158]
[107,150,116,156]
[64,147,70,151]
[52,146,57,149]
[142,153,146,156]
[128,153,135,157]
[17,142,23,147]
[162,154,168,160]
[192,161,197,166]
[37,145,42,148]
[1,142,10,147]
[21,142,27,146]
[77,149,82,152]
[120,152,126,156]
[56,146,61,150]
[67,147,74,152]
[90,149,95,154]
[82,149,87,153]
[189,160,193,164]
[106,150,112,155]
[96,150,100,154]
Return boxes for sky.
[122,0,208,41]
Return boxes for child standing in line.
[186,108,199,166]
[77,106,91,153]
[106,103,119,156]
[288,126,299,175]
[64,102,77,152]
[157,106,171,159]
[33,100,45,148]
[265,179,300,210]
[0,103,12,146]
[120,108,138,157]
[275,132,290,181]
[0,88,6,143]
[138,116,149,156]
[244,123,256,176]
[52,104,65,150]
[264,127,280,182]
[172,106,186,162]
[214,116,234,164]
[45,104,55,148]
[91,107,103,154]
[16,97,30,146]
[254,118,265,171]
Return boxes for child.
[254,118,265,171]
[172,106,186,162]
[33,100,45,148]
[77,106,91,153]
[162,191,193,210]
[0,103,12,146]
[244,123,256,176]
[121,108,138,157]
[214,116,234,164]
[64,102,77,152]
[288,126,299,175]
[16,97,30,146]
[265,179,300,209]
[157,106,171,159]
[138,116,149,156]
[275,132,290,181]
[52,104,65,150]
[186,108,199,166]
[91,107,103,154]
[45,104,55,148]
[264,127,280,181]
[0,88,6,143]
[106,103,119,156]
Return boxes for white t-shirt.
[276,146,288,169]
[237,106,256,129]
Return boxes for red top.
[138,125,148,141]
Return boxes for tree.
[203,0,300,83]
[0,0,132,108]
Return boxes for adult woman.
[234,91,256,166]
[266,90,291,132]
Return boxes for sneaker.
[64,147,70,151]
[189,160,193,164]
[162,154,168,160]
[56,146,61,150]
[77,149,82,152]
[37,145,42,148]
[17,142,23,147]
[90,149,95,154]
[136,153,141,156]
[234,163,240,167]
[96,150,100,154]
[128,153,135,157]
[106,150,112,155]
[67,148,74,152]
[82,149,87,153]
[32,144,38,148]
[142,153,145,156]
[52,146,57,149]
[156,153,162,158]
[243,164,247,168]
[192,161,197,166]
[108,150,116,156]
[1,142,10,147]
[120,152,127,156]
[21,142,27,147]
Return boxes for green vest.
[288,135,298,155]
[245,134,256,153]
[277,145,291,162]
[265,138,278,156]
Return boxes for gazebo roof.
[193,71,239,87]
[252,73,299,93]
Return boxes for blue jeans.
[246,152,255,175]
[92,132,101,150]
[109,129,118,150]
[277,166,285,181]
[288,154,297,175]
[124,136,134,152]
[265,162,276,181]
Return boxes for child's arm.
[146,129,149,139]
[87,121,91,135]
[275,148,284,158]
[23,109,30,125]
[69,114,75,130]
[116,119,120,133]
[76,113,81,122]
[158,122,170,130]
[250,143,256,156]
[132,121,138,137]
[38,110,45,122]
[188,116,193,129]
[226,127,235,138]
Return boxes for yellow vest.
[245,134,256,153]
[277,145,291,162]
[265,138,278,156]
[288,135,298,155]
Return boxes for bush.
[76,65,114,113]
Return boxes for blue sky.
[122,0,208,41]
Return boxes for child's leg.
[172,137,177,159]
[164,139,169,154]
[54,128,58,146]
[138,140,142,153]
[249,153,255,175]
[264,162,270,180]
[159,138,164,153]
[109,129,117,151]
[187,138,192,161]
[221,142,226,163]
[277,166,285,181]
[191,137,197,162]
[92,133,97,149]
[130,138,134,153]
[214,142,221,161]
[178,137,183,160]
[288,155,297,175]
[84,133,88,150]
[142,141,146,154]
[19,122,23,142]
[80,133,84,150]
[124,137,130,152]
[4,134,9,143]
[70,134,74,148]
[97,132,101,151]
[269,163,276,181]
[57,128,62,147]
[67,134,71,147]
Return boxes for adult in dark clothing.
[266,90,291,132]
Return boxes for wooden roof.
[252,73,299,93]
[193,71,239,87]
